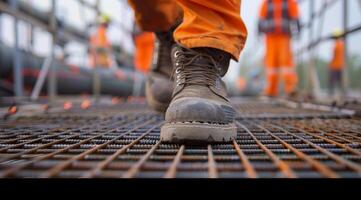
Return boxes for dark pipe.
[0,42,145,97]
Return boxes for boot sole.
[161,122,237,144]
[145,81,170,113]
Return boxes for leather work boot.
[146,31,175,112]
[161,45,237,143]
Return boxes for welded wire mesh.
[0,98,360,178]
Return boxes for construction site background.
[0,0,360,102]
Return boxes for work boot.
[146,31,175,112]
[161,45,237,143]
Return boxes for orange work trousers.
[264,34,297,96]
[134,32,156,74]
[128,0,247,60]
[264,67,298,97]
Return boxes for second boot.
[146,31,175,112]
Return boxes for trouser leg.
[128,0,182,32]
[174,0,247,60]
[264,68,279,97]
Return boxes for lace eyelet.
[176,68,181,74]
[174,51,180,58]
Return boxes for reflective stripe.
[281,67,296,75]
[266,67,296,75]
[266,68,279,75]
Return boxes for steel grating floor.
[0,97,360,178]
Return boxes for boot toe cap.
[165,97,236,124]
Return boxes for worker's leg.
[98,52,111,68]
[281,66,298,95]
[129,0,181,112]
[128,0,182,32]
[277,35,297,95]
[264,35,279,97]
[174,0,247,60]
[161,0,247,142]
[264,67,279,97]
[336,70,346,96]
[329,70,336,96]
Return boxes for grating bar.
[164,145,185,178]
[232,140,258,178]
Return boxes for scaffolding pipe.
[343,0,349,95]
[30,56,52,101]
[48,0,57,104]
[312,1,330,100]
[10,0,23,97]
[306,0,315,97]
[93,0,101,104]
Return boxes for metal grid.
[0,98,360,178]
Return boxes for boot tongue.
[172,45,231,101]
[192,48,231,77]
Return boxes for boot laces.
[173,48,221,87]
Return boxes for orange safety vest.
[90,25,111,68]
[330,39,345,71]
[259,0,300,35]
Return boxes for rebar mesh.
[0,98,360,178]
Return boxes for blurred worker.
[258,0,301,98]
[89,14,112,68]
[128,0,247,143]
[329,29,345,97]
[132,25,156,74]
